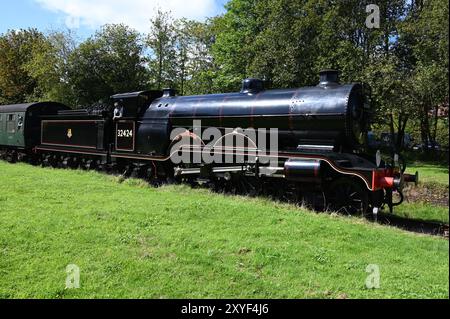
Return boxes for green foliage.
[175,18,218,95]
[147,12,218,95]
[396,0,449,148]
[0,161,448,298]
[147,10,178,90]
[68,24,149,106]
[24,30,77,105]
[0,29,47,104]
[211,0,448,151]
[0,1,447,151]
[211,0,404,88]
[212,0,264,91]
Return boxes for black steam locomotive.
[0,70,417,215]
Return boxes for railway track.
[373,212,449,238]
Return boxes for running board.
[174,166,285,178]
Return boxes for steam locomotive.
[0,70,418,215]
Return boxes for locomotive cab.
[110,90,164,154]
[110,90,163,119]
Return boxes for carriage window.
[7,114,16,133]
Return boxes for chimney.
[241,78,264,94]
[318,69,340,87]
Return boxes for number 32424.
[117,129,133,138]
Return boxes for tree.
[360,0,410,151]
[211,0,265,92]
[400,0,449,148]
[24,30,77,106]
[68,24,149,106]
[146,12,217,95]
[147,10,178,90]
[211,0,404,90]
[174,19,190,95]
[0,29,47,104]
[364,55,414,152]
[174,18,217,95]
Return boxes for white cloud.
[35,0,223,32]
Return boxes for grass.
[394,202,448,224]
[407,162,449,186]
[397,162,449,223]
[0,161,448,299]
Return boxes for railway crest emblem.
[67,129,73,139]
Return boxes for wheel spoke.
[327,178,368,215]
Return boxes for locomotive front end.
[371,151,419,213]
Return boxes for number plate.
[116,121,135,151]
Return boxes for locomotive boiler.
[169,70,368,151]
[0,70,418,216]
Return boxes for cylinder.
[284,159,322,183]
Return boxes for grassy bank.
[407,163,448,186]
[0,161,448,299]
[398,162,449,223]
[394,202,448,224]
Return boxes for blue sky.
[1,0,228,39]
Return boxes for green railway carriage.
[0,102,69,150]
